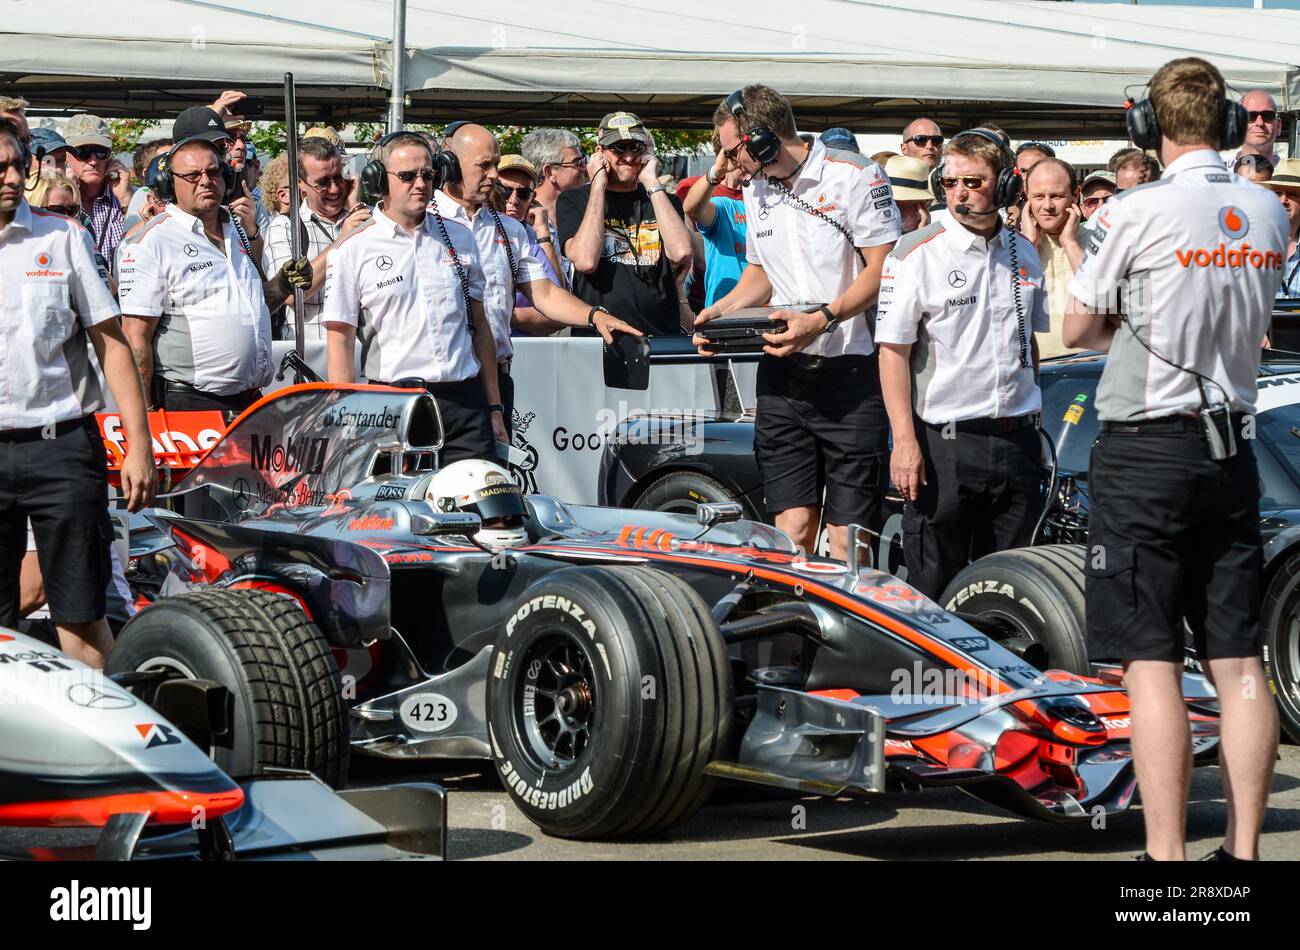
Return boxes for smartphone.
[240,96,267,117]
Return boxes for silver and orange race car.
[105,382,1220,840]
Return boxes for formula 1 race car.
[107,383,1220,839]
[0,626,447,860]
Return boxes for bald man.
[1230,90,1284,169]
[900,118,944,168]
[434,124,640,431]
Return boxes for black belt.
[368,377,474,391]
[164,380,261,401]
[782,352,877,372]
[0,415,93,443]
[928,415,1038,435]
[1101,411,1249,434]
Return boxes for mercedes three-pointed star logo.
[183,244,199,258]
[947,270,968,289]
[376,255,393,271]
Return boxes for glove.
[274,256,313,297]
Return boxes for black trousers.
[0,417,112,627]
[371,375,497,464]
[498,363,515,440]
[902,421,1044,600]
[1085,425,1261,663]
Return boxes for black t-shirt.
[556,184,684,336]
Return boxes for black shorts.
[754,353,887,525]
[0,417,112,627]
[1085,427,1262,663]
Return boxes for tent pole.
[388,0,407,132]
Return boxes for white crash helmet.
[425,459,529,549]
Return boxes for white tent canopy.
[4,0,1299,134]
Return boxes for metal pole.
[284,72,306,367]
[388,0,407,133]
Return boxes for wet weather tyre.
[1261,550,1300,744]
[487,565,733,839]
[939,544,1090,675]
[633,471,743,517]
[107,588,350,787]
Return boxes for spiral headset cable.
[429,203,475,335]
[485,205,520,289]
[1005,227,1030,368]
[768,180,868,270]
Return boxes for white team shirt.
[0,201,120,429]
[321,204,484,384]
[744,140,901,357]
[1069,149,1289,421]
[433,191,548,361]
[117,203,273,395]
[875,214,1049,423]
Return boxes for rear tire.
[939,544,1090,675]
[107,588,350,787]
[487,565,732,839]
[633,471,744,517]
[1261,551,1300,744]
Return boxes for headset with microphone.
[947,128,1021,215]
[151,138,240,204]
[725,89,783,169]
[360,130,461,201]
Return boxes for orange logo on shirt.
[1174,243,1282,270]
[35,252,50,267]
[1219,206,1249,240]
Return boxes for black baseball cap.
[171,106,232,147]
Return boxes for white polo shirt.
[433,191,548,362]
[117,203,273,395]
[875,215,1049,424]
[744,140,901,358]
[1069,149,1289,421]
[0,202,119,430]
[321,205,484,384]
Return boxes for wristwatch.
[819,305,840,334]
[536,234,553,244]
[647,184,668,197]
[587,305,611,328]
[706,168,721,187]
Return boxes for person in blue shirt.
[1262,159,1300,299]
[680,143,748,308]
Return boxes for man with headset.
[693,85,899,562]
[118,120,311,415]
[435,124,642,433]
[322,131,506,462]
[875,130,1049,600]
[1065,58,1289,862]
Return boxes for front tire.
[940,544,1090,675]
[1261,551,1300,744]
[107,588,351,787]
[487,566,732,839]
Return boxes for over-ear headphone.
[0,118,31,175]
[949,128,1022,209]
[361,130,462,200]
[152,139,238,203]
[1125,92,1246,152]
[725,90,782,168]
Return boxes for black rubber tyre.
[107,588,350,787]
[1261,550,1300,744]
[633,470,744,516]
[487,565,733,839]
[939,544,1090,675]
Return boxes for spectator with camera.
[118,124,310,415]
[876,129,1049,599]
[695,85,900,561]
[263,136,371,341]
[558,111,694,335]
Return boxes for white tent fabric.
[3,0,1299,130]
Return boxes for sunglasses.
[73,146,111,162]
[940,175,988,190]
[552,156,587,170]
[1248,110,1278,123]
[43,204,79,217]
[495,182,535,202]
[606,141,648,157]
[1080,194,1112,209]
[907,134,943,148]
[388,168,436,184]
[173,168,224,184]
[304,174,348,191]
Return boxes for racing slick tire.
[107,588,351,788]
[487,565,733,839]
[939,544,1090,675]
[633,470,745,517]
[1261,550,1300,744]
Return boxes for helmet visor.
[468,483,527,525]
